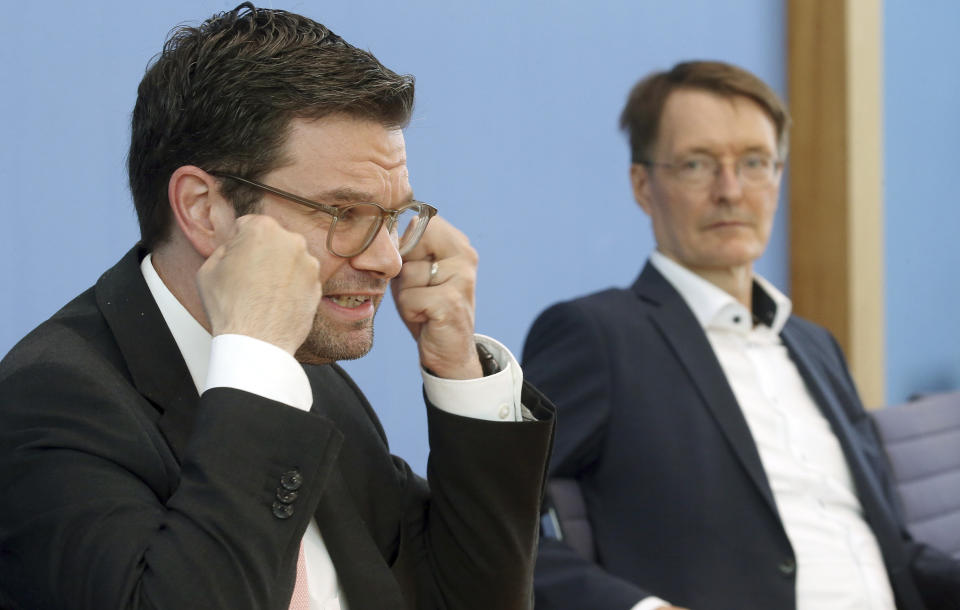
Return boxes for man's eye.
[679,157,711,172]
[337,206,362,223]
[742,155,772,169]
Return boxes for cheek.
[312,248,344,283]
[300,231,340,283]
[755,191,779,229]
[668,197,707,237]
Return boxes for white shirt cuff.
[204,334,313,412]
[632,597,672,610]
[421,334,524,422]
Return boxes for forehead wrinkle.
[308,187,379,203]
[307,186,415,206]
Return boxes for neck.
[150,240,212,333]
[684,261,755,310]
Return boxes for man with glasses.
[0,4,554,609]
[524,61,959,609]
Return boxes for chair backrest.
[871,391,960,560]
[546,392,960,563]
[544,478,597,561]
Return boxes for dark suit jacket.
[523,263,960,610]
[0,247,555,610]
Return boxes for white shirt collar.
[140,252,211,394]
[648,250,791,334]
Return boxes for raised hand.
[196,214,323,355]
[390,216,482,379]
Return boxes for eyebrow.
[307,187,416,206]
[677,144,775,157]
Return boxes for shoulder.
[783,313,829,337]
[530,287,642,332]
[523,287,649,366]
[783,314,844,357]
[0,285,170,477]
[782,314,858,391]
[1,285,120,385]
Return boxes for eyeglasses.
[213,173,438,258]
[641,153,783,188]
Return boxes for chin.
[700,244,764,268]
[294,325,374,365]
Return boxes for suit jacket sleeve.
[388,383,555,610]
[522,300,658,609]
[0,350,338,610]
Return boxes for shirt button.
[280,470,303,491]
[272,501,295,520]
[498,404,511,420]
[779,558,796,576]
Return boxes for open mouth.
[327,295,372,308]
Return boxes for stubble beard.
[294,305,377,365]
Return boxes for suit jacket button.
[276,488,299,504]
[272,501,295,520]
[779,558,796,576]
[280,470,303,491]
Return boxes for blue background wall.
[3,1,787,474]
[884,0,960,404]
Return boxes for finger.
[393,283,474,331]
[227,212,256,239]
[401,215,473,264]
[392,259,452,292]
[393,281,479,378]
[393,261,476,323]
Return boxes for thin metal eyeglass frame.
[639,156,784,186]
[212,173,438,257]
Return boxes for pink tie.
[288,542,310,610]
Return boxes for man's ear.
[167,166,235,257]
[629,163,653,216]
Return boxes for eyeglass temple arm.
[211,173,341,216]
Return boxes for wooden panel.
[788,0,886,407]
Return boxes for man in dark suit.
[0,4,554,609]
[523,61,960,610]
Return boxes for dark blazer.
[0,246,555,610]
[523,263,960,610]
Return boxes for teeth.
[330,295,369,308]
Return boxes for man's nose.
[712,162,744,201]
[350,223,403,279]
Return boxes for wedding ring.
[428,261,440,286]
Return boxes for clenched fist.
[196,214,323,355]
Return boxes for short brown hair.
[128,2,415,250]
[619,60,790,163]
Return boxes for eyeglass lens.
[672,153,778,186]
[330,204,428,257]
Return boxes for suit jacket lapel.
[633,263,780,516]
[305,364,404,609]
[95,246,199,462]
[312,468,404,609]
[780,324,915,579]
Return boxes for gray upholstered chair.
[543,478,596,561]
[871,391,960,559]
[544,391,960,563]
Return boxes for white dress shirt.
[647,252,896,610]
[141,253,526,610]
